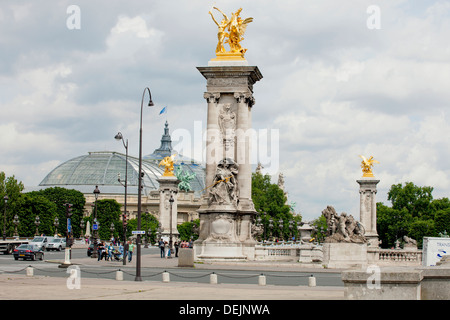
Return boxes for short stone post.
[116,270,123,281]
[26,266,34,277]
[210,272,218,284]
[258,274,266,286]
[162,271,170,283]
[308,275,316,287]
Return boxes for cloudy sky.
[1,0,449,221]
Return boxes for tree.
[252,172,300,240]
[91,199,122,241]
[0,172,25,237]
[388,182,433,219]
[27,187,86,238]
[126,212,159,243]
[177,219,199,241]
[377,182,450,248]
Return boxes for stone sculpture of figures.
[175,166,196,192]
[322,206,366,243]
[209,7,253,57]
[218,103,236,151]
[159,154,176,177]
[208,158,239,206]
[278,172,285,191]
[255,162,264,174]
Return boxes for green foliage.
[377,182,450,248]
[311,215,327,243]
[27,187,86,238]
[126,212,159,244]
[90,199,122,241]
[177,219,199,241]
[252,172,301,240]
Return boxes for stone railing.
[368,247,422,266]
[255,244,299,261]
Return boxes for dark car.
[87,244,94,256]
[13,244,44,261]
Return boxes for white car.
[46,238,66,251]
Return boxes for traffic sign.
[93,224,98,231]
[132,230,145,235]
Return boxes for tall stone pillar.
[357,178,380,248]
[157,176,180,241]
[195,64,263,261]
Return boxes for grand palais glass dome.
[39,121,206,196]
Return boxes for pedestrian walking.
[174,241,179,257]
[159,239,165,258]
[128,241,135,263]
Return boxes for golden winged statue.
[209,7,253,59]
[359,155,380,177]
[159,154,176,177]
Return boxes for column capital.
[234,92,255,107]
[203,92,220,103]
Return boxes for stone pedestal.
[323,242,368,269]
[157,176,180,241]
[194,64,262,261]
[357,178,380,248]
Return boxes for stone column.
[203,92,221,191]
[195,65,263,261]
[157,176,180,241]
[357,178,380,248]
[234,92,254,211]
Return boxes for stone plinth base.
[298,244,323,263]
[178,248,194,267]
[342,267,423,300]
[194,240,250,261]
[323,242,368,269]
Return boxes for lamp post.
[35,216,40,236]
[136,87,154,281]
[54,217,59,237]
[3,195,8,240]
[268,217,273,242]
[169,194,174,254]
[13,214,19,237]
[278,218,284,241]
[80,219,85,238]
[91,185,100,259]
[115,131,129,265]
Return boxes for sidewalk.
[0,247,345,300]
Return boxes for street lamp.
[115,131,129,265]
[278,218,284,241]
[80,219,85,238]
[35,216,40,236]
[3,195,8,241]
[54,217,59,237]
[91,185,100,259]
[136,87,154,282]
[13,214,19,237]
[169,193,174,255]
[268,217,273,242]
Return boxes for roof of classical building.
[37,122,205,196]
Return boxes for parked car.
[29,236,54,251]
[46,238,66,251]
[13,244,44,261]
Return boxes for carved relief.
[218,103,236,151]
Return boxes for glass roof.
[39,151,205,196]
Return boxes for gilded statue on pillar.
[359,155,379,178]
[209,7,253,59]
[159,154,176,177]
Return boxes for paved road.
[0,246,343,287]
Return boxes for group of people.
[96,240,135,263]
[158,239,193,259]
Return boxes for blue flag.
[159,106,167,115]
